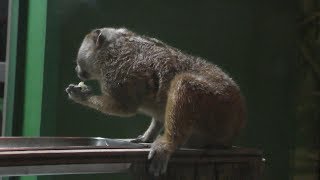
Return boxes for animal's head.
[75,27,132,80]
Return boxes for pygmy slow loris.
[66,27,246,176]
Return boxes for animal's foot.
[148,138,172,176]
[130,135,153,143]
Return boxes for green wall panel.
[21,1,48,180]
[22,0,47,136]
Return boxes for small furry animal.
[66,27,246,176]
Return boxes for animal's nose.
[75,65,89,80]
[79,70,89,79]
[75,66,79,73]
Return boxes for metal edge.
[0,62,5,82]
[2,0,14,136]
[0,163,131,176]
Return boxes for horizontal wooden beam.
[0,147,264,179]
[0,147,263,166]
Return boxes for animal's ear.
[92,29,105,48]
[96,32,105,48]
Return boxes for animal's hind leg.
[148,73,205,176]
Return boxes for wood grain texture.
[0,147,264,179]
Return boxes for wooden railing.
[0,147,264,179]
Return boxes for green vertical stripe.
[22,0,47,136]
[3,0,19,136]
[21,1,48,180]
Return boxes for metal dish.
[0,137,146,151]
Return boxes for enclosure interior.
[2,0,319,180]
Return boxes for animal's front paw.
[130,135,152,143]
[65,82,92,102]
[148,138,172,176]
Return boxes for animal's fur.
[66,27,246,176]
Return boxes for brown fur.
[66,27,246,176]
